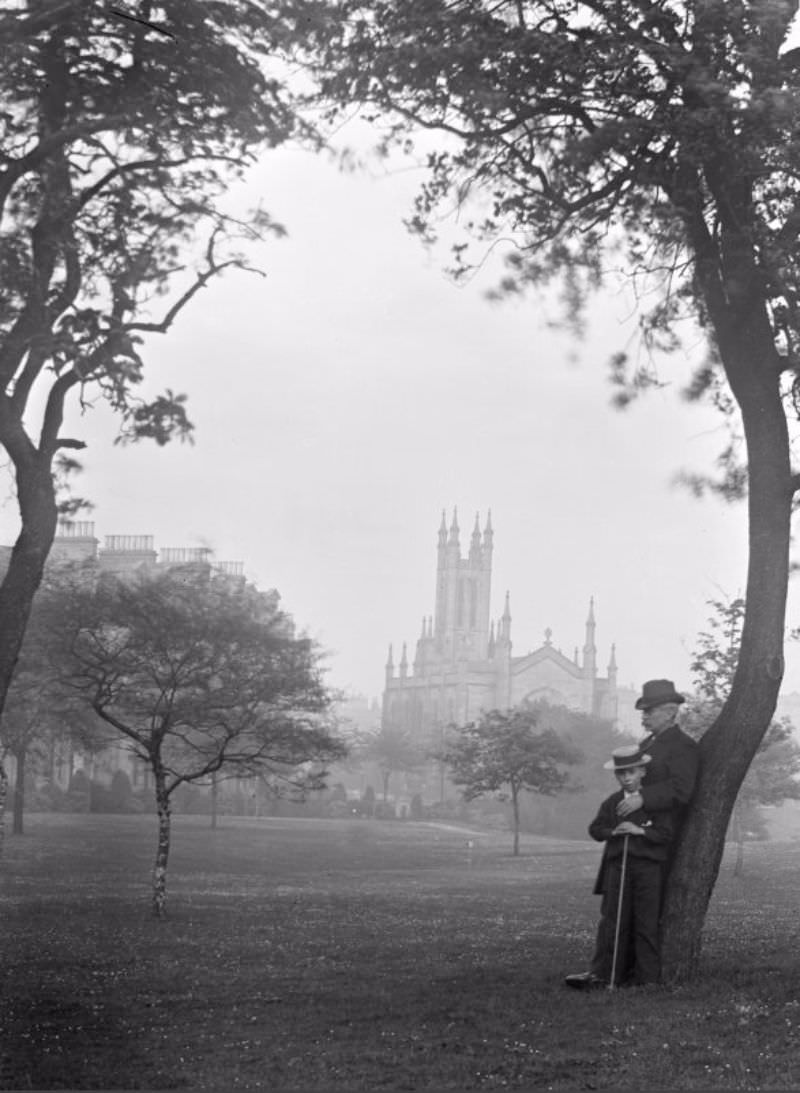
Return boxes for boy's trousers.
[589,854,663,985]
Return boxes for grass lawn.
[1,813,800,1091]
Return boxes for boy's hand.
[612,821,644,836]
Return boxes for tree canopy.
[685,595,800,868]
[44,564,344,914]
[360,722,426,803]
[441,703,582,854]
[0,0,311,750]
[298,0,800,981]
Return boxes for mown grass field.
[1,813,800,1091]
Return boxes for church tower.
[433,508,493,661]
[381,510,621,755]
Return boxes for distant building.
[1,520,247,797]
[46,520,244,580]
[382,510,622,744]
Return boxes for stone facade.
[382,510,620,742]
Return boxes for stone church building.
[382,510,621,742]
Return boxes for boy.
[565,744,674,989]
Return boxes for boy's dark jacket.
[589,790,674,871]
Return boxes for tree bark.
[660,286,792,982]
[152,769,171,917]
[12,745,26,836]
[731,804,745,879]
[0,453,58,726]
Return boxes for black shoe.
[564,971,607,990]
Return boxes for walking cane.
[608,834,630,992]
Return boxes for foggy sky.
[5,129,800,704]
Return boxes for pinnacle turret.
[583,596,597,676]
[438,509,448,551]
[448,507,460,549]
[469,512,482,558]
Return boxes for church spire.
[448,507,460,548]
[499,590,512,641]
[469,511,482,558]
[483,510,494,554]
[583,597,597,677]
[608,643,618,682]
[438,509,447,551]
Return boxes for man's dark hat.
[603,744,651,771]
[635,678,685,710]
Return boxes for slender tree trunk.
[152,769,171,917]
[210,773,218,829]
[660,278,792,982]
[511,786,520,857]
[12,745,26,836]
[0,762,7,859]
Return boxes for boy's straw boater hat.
[634,678,686,710]
[603,744,651,771]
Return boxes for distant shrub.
[60,769,91,812]
[110,770,135,811]
[424,800,467,822]
[360,785,376,818]
[69,769,90,795]
[327,799,355,819]
[28,780,66,812]
[374,801,396,820]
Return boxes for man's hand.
[616,791,643,817]
[612,821,645,836]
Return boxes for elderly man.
[564,679,699,990]
[616,678,699,827]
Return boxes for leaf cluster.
[686,594,800,805]
[360,721,426,774]
[298,0,800,487]
[440,701,583,800]
[33,562,345,796]
[0,0,310,474]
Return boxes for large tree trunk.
[660,275,792,982]
[12,745,26,836]
[0,451,58,725]
[152,769,171,917]
[731,804,745,879]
